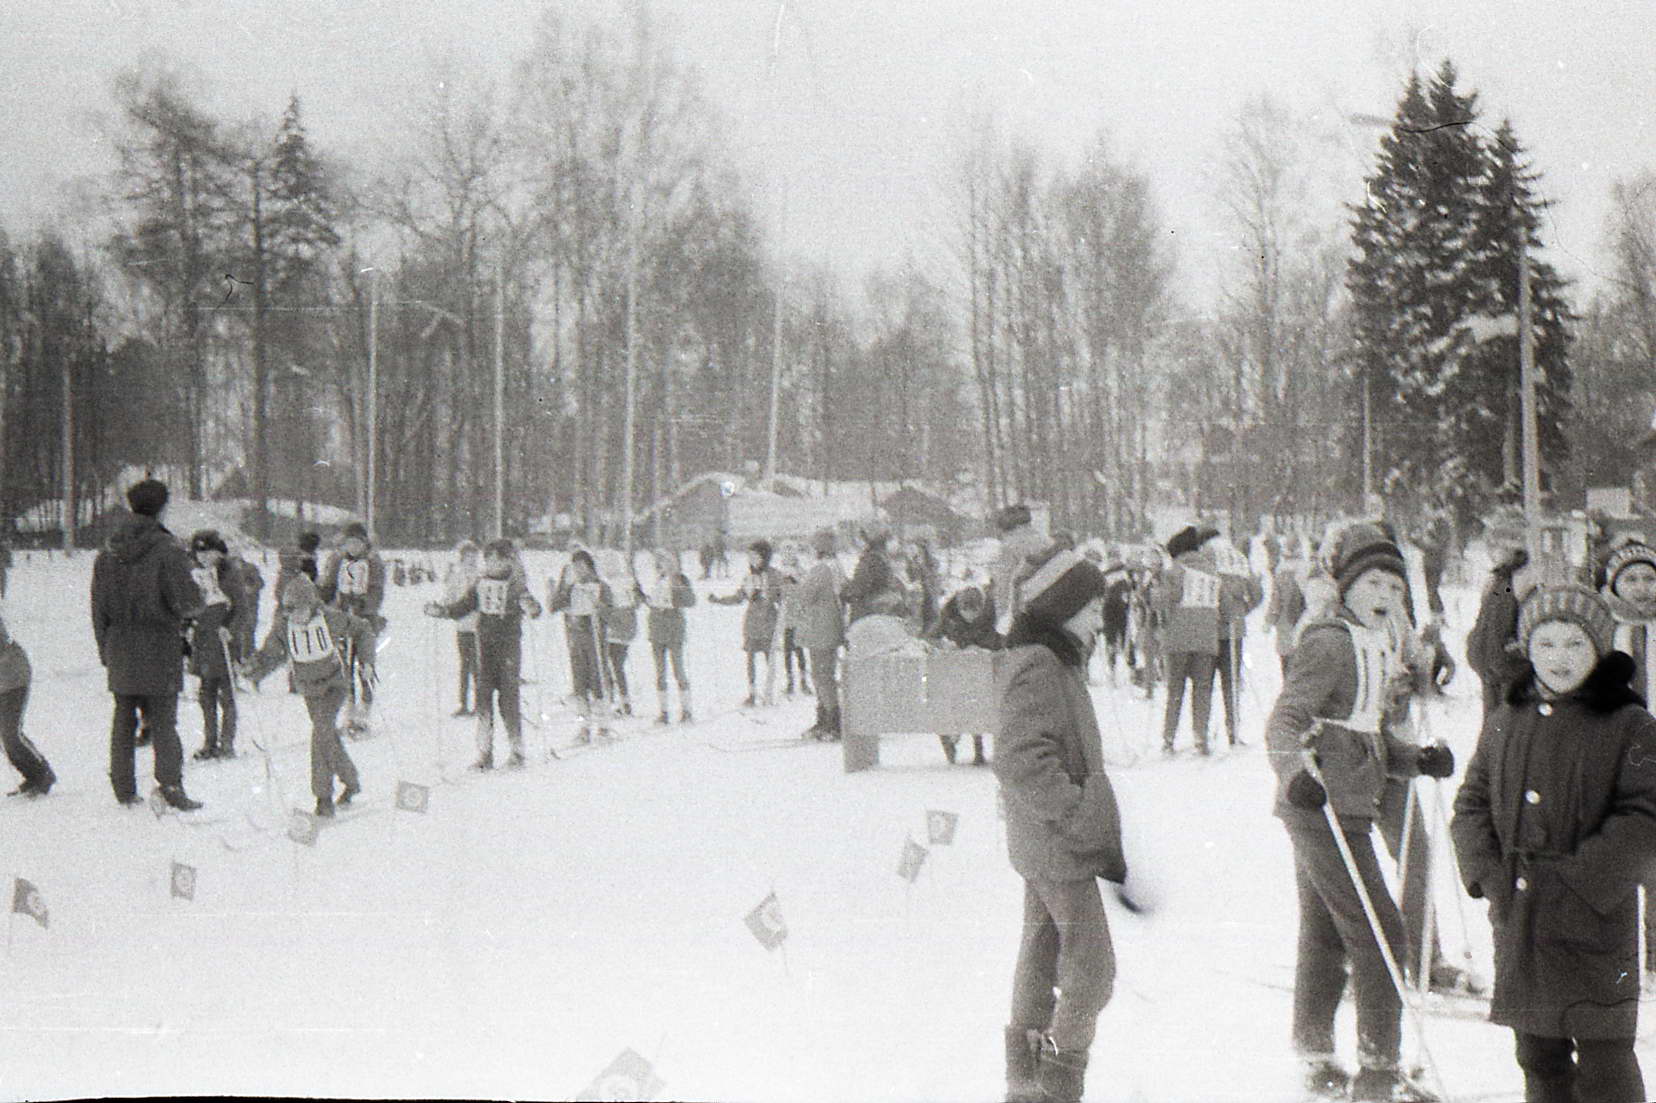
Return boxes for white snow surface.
[0,549,1634,1101]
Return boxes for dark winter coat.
[319,550,387,621]
[90,514,205,696]
[792,557,846,650]
[929,590,1001,651]
[188,560,247,679]
[1451,654,1656,1040]
[1267,562,1308,657]
[246,605,376,698]
[639,573,697,648]
[434,574,542,666]
[1153,549,1226,654]
[0,637,29,696]
[841,542,907,625]
[993,619,1126,885]
[1466,554,1530,710]
[1265,608,1427,830]
[712,566,783,652]
[600,601,639,646]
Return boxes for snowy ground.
[0,547,1636,1101]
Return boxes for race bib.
[649,579,675,609]
[1181,569,1220,609]
[193,567,228,607]
[1344,624,1395,735]
[287,616,337,664]
[477,578,512,616]
[338,560,371,596]
[569,581,602,617]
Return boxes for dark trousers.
[1514,1032,1644,1103]
[605,642,631,701]
[1375,777,1440,984]
[475,654,523,759]
[1216,635,1243,745]
[303,685,359,804]
[809,647,839,718]
[1286,820,1406,1071]
[1008,878,1116,1053]
[567,620,604,699]
[197,675,237,754]
[0,686,50,789]
[110,692,183,799]
[782,629,810,689]
[456,631,479,710]
[652,640,688,690]
[1161,649,1216,749]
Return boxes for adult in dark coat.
[1466,544,1531,720]
[841,521,907,625]
[795,529,847,739]
[927,583,1001,765]
[90,479,204,810]
[1452,584,1656,1103]
[995,546,1128,1103]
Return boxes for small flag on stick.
[395,781,430,814]
[287,811,320,847]
[575,1047,666,1102]
[744,891,788,951]
[11,878,48,928]
[926,810,959,846]
[170,861,197,901]
[898,838,929,884]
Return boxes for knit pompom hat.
[1166,525,1219,562]
[1018,547,1108,627]
[1329,522,1408,598]
[1604,541,1656,596]
[282,575,320,607]
[1518,583,1615,655]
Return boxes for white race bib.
[338,560,371,596]
[1181,569,1220,609]
[569,581,602,617]
[287,616,337,664]
[1344,624,1396,735]
[477,578,512,616]
[193,567,228,607]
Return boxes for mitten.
[1286,769,1327,809]
[1416,743,1456,778]
[423,602,444,617]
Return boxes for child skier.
[1265,522,1455,1101]
[1452,582,1656,1103]
[242,576,374,817]
[549,549,614,743]
[0,613,54,797]
[444,540,482,716]
[777,548,813,698]
[600,583,638,717]
[318,521,386,735]
[710,540,784,706]
[639,548,696,725]
[425,539,542,769]
[187,529,246,760]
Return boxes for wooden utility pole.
[366,272,378,537]
[1518,239,1541,559]
[494,263,506,540]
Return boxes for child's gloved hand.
[1417,743,1456,778]
[1286,770,1327,809]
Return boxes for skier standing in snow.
[228,543,264,660]
[776,548,813,698]
[926,581,999,765]
[1097,553,1133,687]
[1467,529,1531,721]
[1452,582,1656,1103]
[1268,538,1309,677]
[243,576,372,816]
[0,613,54,797]
[1214,535,1266,748]
[1154,524,1224,755]
[639,547,696,725]
[1265,521,1455,1100]
[91,477,206,811]
[599,579,638,718]
[425,538,542,770]
[318,521,386,734]
[549,549,613,742]
[995,545,1126,1103]
[710,540,785,707]
[444,540,482,716]
[841,521,909,626]
[186,530,245,760]
[796,529,846,740]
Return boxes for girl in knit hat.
[1264,521,1455,1101]
[709,540,785,707]
[1454,584,1656,1102]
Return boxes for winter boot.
[1303,1056,1351,1098]
[656,710,671,726]
[679,687,693,725]
[507,749,526,769]
[1351,1065,1438,1102]
[972,736,988,766]
[337,782,360,806]
[940,735,959,764]
[315,798,335,818]
[1033,1038,1087,1103]
[742,692,757,708]
[804,704,826,740]
[194,740,218,761]
[822,705,842,742]
[1003,1026,1042,1103]
[471,754,494,771]
[160,784,202,812]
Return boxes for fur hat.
[189,529,228,556]
[1519,583,1615,655]
[126,478,169,518]
[297,531,321,554]
[1018,547,1108,628]
[570,549,596,573]
[282,575,320,607]
[992,503,1033,534]
[341,521,369,543]
[1329,522,1408,598]
[1604,541,1656,596]
[749,540,773,568]
[1166,525,1218,562]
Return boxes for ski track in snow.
[0,546,1585,1100]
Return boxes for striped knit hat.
[1604,541,1656,596]
[1018,547,1109,627]
[1519,583,1615,655]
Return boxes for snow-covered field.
[0,546,1632,1101]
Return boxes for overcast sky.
[4,0,1651,306]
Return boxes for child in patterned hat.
[1453,583,1656,1102]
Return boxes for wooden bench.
[840,648,1004,772]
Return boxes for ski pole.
[1304,754,1454,1103]
[1429,775,1478,975]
